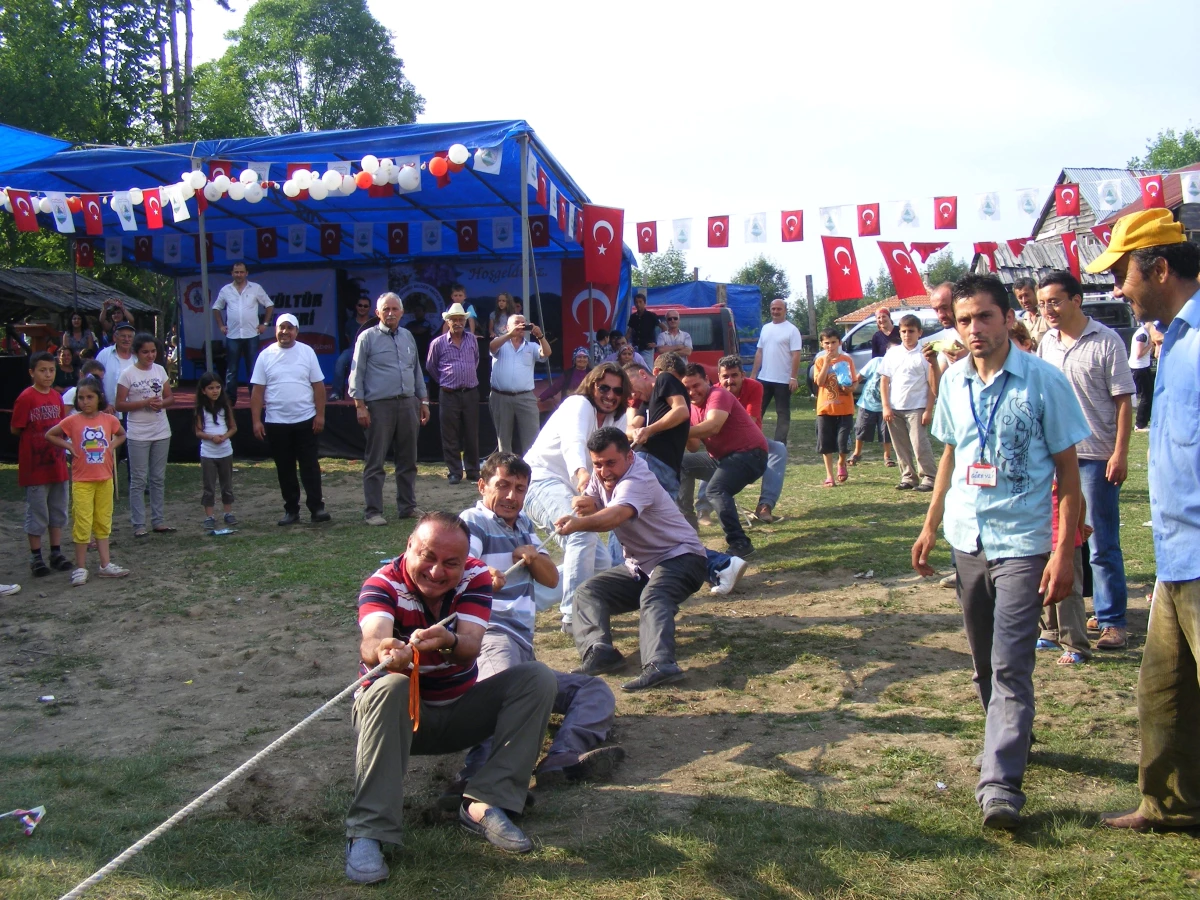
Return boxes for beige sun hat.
[442,302,469,320]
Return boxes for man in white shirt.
[655,311,693,358]
[1128,320,1157,431]
[488,315,550,455]
[96,322,136,413]
[213,263,275,399]
[250,314,331,526]
[750,298,803,443]
[881,314,936,491]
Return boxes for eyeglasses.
[667,317,680,322]
[1037,298,1072,310]
[596,384,625,396]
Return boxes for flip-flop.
[823,478,836,487]
[1057,651,1087,666]
[134,528,149,538]
[837,466,849,483]
[152,526,177,534]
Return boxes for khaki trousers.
[888,409,935,487]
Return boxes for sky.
[191,0,1200,297]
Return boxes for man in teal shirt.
[1088,209,1200,832]
[912,274,1089,830]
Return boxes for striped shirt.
[426,331,480,390]
[459,501,550,650]
[356,555,492,704]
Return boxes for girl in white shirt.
[194,372,238,529]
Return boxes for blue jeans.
[1079,458,1128,629]
[697,439,786,512]
[637,451,731,584]
[681,449,767,547]
[224,337,259,394]
[334,347,353,395]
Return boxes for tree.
[214,0,424,135]
[862,267,894,303]
[922,252,969,288]
[633,245,690,288]
[189,57,260,139]
[732,255,790,321]
[1128,127,1200,170]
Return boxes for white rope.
[58,612,459,900]
[502,558,528,577]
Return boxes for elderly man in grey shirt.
[349,292,430,526]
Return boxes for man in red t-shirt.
[11,351,71,577]
[717,355,788,524]
[677,364,767,558]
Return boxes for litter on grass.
[1,806,45,835]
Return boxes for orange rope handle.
[408,647,420,732]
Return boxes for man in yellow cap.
[1087,209,1200,832]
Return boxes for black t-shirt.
[870,326,902,358]
[639,372,690,472]
[627,309,661,351]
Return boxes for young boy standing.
[11,352,72,576]
[812,328,856,486]
[881,314,936,492]
[851,355,894,467]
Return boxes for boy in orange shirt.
[813,328,857,486]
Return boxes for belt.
[490,388,533,396]
[440,386,478,393]
[368,394,413,402]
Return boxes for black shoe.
[896,483,915,491]
[447,473,463,485]
[727,540,755,559]
[573,645,626,676]
[30,557,50,577]
[536,745,627,788]
[311,508,332,524]
[982,798,1021,830]
[621,662,685,692]
[49,554,74,572]
[277,512,301,526]
[914,484,934,493]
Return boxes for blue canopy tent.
[643,281,763,356]
[0,123,71,171]
[0,120,633,378]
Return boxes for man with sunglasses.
[655,310,693,359]
[333,291,379,400]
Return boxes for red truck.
[644,304,740,379]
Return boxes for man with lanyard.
[212,262,274,399]
[626,293,660,357]
[912,274,1089,830]
[1086,210,1200,833]
[426,302,481,485]
[349,292,429,526]
[487,314,551,455]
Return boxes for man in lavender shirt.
[427,300,481,484]
[554,426,708,692]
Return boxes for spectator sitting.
[54,345,77,391]
[539,347,591,412]
[655,310,693,358]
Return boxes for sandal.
[823,478,836,488]
[848,454,861,466]
[837,465,848,483]
[1057,651,1087,666]
[134,528,149,538]
[152,526,177,534]
[885,459,897,467]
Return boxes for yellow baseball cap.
[1086,208,1185,273]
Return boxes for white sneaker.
[97,562,130,578]
[71,568,89,587]
[710,556,747,595]
[364,514,388,527]
[0,583,20,596]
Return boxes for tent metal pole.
[519,136,531,323]
[71,238,78,310]
[199,210,213,373]
[588,282,594,348]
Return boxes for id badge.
[966,463,998,488]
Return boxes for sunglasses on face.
[667,317,679,321]
[596,384,625,396]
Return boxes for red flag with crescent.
[387,223,409,255]
[536,168,547,208]
[934,196,958,230]
[878,242,927,299]
[1055,184,1080,217]
[81,194,103,235]
[857,204,880,237]
[636,221,657,254]
[909,242,948,263]
[134,235,153,262]
[1006,238,1029,258]
[192,233,214,263]
[582,205,624,284]
[1061,233,1080,278]
[821,236,863,302]
[75,240,95,268]
[257,227,278,259]
[974,241,999,272]
[1139,175,1166,209]
[781,210,803,242]
[8,190,40,232]
[320,224,342,255]
[708,215,729,248]
[556,195,568,234]
[528,214,550,248]
[574,207,584,245]
[208,160,233,180]
[457,220,479,253]
[143,188,163,229]
[1091,224,1112,247]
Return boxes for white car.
[807,307,944,393]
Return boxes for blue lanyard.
[967,372,1010,464]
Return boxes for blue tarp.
[0,123,70,172]
[644,282,763,356]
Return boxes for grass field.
[1,404,1192,900]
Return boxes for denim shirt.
[932,342,1090,559]
[1149,288,1200,582]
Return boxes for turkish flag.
[909,242,948,263]
[457,220,479,252]
[143,188,163,229]
[257,227,278,259]
[1055,184,1080,217]
[192,233,214,263]
[1006,238,1029,258]
[195,190,208,215]
[878,242,927,299]
[1091,224,1112,247]
[286,162,311,200]
[821,236,863,302]
[536,168,547,208]
[974,242,999,272]
[81,194,103,235]
[8,190,39,232]
[557,195,568,233]
[529,214,550,248]
[368,183,392,199]
[934,196,958,229]
[857,203,880,237]
[574,207,584,245]
[708,215,729,248]
[583,205,624,284]
[134,235,153,262]
[636,221,658,254]
[320,224,342,255]
[387,222,409,255]
[1139,175,1166,209]
[208,160,233,180]
[75,240,95,268]
[1061,232,1080,278]
[561,257,620,357]
[781,210,803,242]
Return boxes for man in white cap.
[250,314,331,525]
[426,297,481,484]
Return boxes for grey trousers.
[1039,549,1092,657]
[956,548,1048,811]
[345,661,557,846]
[888,409,935,487]
[460,630,616,778]
[488,390,540,455]
[362,395,421,518]
[128,437,170,528]
[573,553,707,668]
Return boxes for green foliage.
[633,244,690,288]
[923,251,969,288]
[219,0,424,134]
[1127,126,1200,170]
[732,254,791,321]
[189,58,261,139]
[862,267,894,302]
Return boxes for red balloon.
[66,196,83,213]
[446,160,464,173]
[428,157,448,178]
[355,170,373,189]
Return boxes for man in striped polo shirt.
[457,452,623,789]
[344,512,557,884]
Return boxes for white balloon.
[307,180,328,201]
[129,188,144,206]
[321,169,342,190]
[245,182,264,203]
[339,176,357,195]
[178,181,196,200]
[188,170,207,190]
[387,165,401,185]
[203,182,222,202]
[213,174,231,193]
[282,179,300,198]
[293,169,312,190]
[372,167,388,186]
[39,196,54,214]
[227,182,246,201]
[239,168,259,186]
[361,154,379,174]
[397,165,420,191]
[448,143,469,166]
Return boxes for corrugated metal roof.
[1100,161,1200,224]
[969,234,1114,286]
[0,267,156,314]
[1032,168,1152,239]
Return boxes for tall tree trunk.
[181,0,193,134]
[168,0,183,136]
[154,0,171,137]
